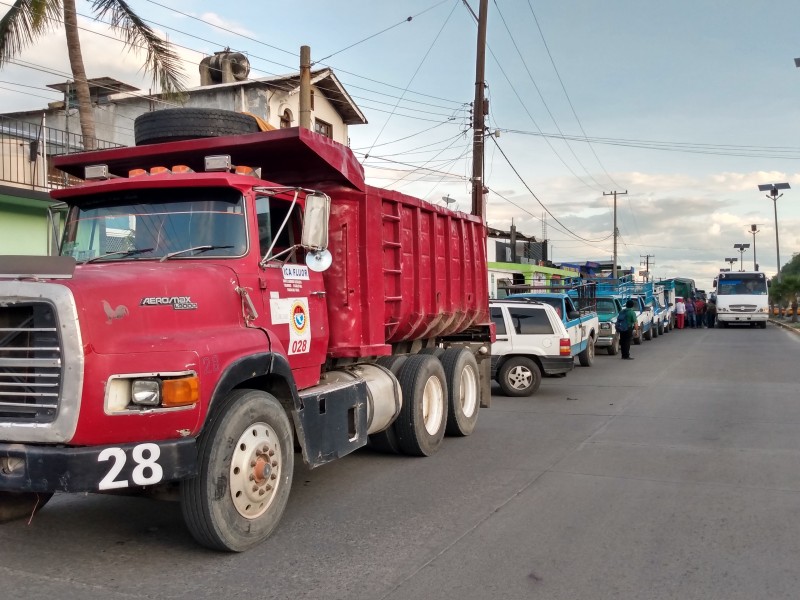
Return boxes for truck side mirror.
[301,193,330,250]
[567,310,580,320]
[302,193,333,272]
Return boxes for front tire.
[441,348,479,437]
[644,324,653,341]
[497,356,542,397]
[394,355,448,456]
[181,389,294,552]
[607,335,619,356]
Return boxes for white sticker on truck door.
[288,298,311,354]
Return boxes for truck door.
[563,297,585,355]
[254,195,328,389]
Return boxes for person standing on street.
[685,295,696,328]
[675,297,686,329]
[706,299,717,328]
[618,299,639,360]
[695,296,706,328]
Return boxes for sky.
[2,0,800,291]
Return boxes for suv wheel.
[497,357,542,397]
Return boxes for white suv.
[490,300,574,397]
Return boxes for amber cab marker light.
[149,166,170,175]
[161,376,199,407]
[128,168,148,177]
[172,165,195,173]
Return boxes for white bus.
[714,270,769,328]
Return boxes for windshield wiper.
[159,245,234,262]
[82,248,154,264]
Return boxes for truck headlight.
[107,373,199,413]
[132,378,161,406]
[600,322,611,330]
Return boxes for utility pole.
[471,0,488,219]
[603,190,627,278]
[299,45,311,130]
[640,254,654,282]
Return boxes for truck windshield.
[596,299,618,315]
[60,187,247,262]
[717,275,767,296]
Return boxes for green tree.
[781,274,800,323]
[0,0,186,149]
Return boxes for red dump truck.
[0,119,491,551]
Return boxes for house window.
[314,118,333,138]
[280,109,292,128]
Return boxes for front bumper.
[595,333,616,347]
[718,313,768,323]
[0,438,196,493]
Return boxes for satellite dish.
[306,248,332,272]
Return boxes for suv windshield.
[61,187,247,262]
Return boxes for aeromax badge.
[140,296,198,310]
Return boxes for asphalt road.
[3,322,800,600]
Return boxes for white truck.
[714,270,769,328]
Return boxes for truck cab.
[625,295,653,344]
[595,295,623,355]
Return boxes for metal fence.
[0,116,121,191]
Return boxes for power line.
[363,0,460,158]
[525,0,623,190]
[489,135,614,244]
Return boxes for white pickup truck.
[490,300,574,396]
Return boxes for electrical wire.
[489,135,614,244]
[525,0,623,190]
[493,0,606,190]
[363,0,460,158]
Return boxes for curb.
[769,319,800,335]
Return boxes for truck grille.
[730,304,757,312]
[0,302,62,423]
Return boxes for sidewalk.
[769,318,800,335]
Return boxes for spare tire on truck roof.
[134,108,260,146]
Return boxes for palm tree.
[0,0,186,149]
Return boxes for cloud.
[197,13,257,39]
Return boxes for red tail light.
[560,338,571,356]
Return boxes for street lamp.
[749,224,760,270]
[725,257,738,271]
[757,182,790,282]
[733,243,750,271]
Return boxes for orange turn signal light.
[161,376,199,407]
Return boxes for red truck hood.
[60,262,244,355]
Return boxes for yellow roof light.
[161,376,199,407]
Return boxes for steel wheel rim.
[460,364,478,418]
[422,375,445,435]
[229,421,282,519]
[507,365,532,391]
